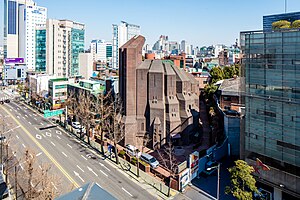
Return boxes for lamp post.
[207,163,221,200]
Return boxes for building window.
[223,96,232,101]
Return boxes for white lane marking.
[74,171,85,183]
[33,114,37,117]
[62,152,68,157]
[22,143,26,148]
[122,187,133,197]
[36,152,42,157]
[87,166,98,177]
[42,134,46,138]
[30,154,33,158]
[67,144,72,149]
[22,117,25,119]
[17,116,20,119]
[51,142,56,146]
[40,123,43,125]
[39,165,42,170]
[81,155,87,160]
[25,115,28,118]
[96,182,102,188]
[48,129,52,132]
[34,118,37,121]
[51,182,58,190]
[19,164,24,170]
[56,130,62,135]
[46,132,51,137]
[76,165,84,172]
[99,169,108,177]
[99,162,111,172]
[56,135,61,139]
[16,135,19,139]
[34,127,38,130]
[17,107,20,110]
[9,109,12,112]
[36,134,42,140]
[28,122,31,125]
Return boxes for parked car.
[125,144,141,157]
[0,136,6,143]
[4,99,10,103]
[86,154,96,159]
[140,153,159,168]
[71,122,81,129]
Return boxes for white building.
[19,4,47,71]
[79,53,94,79]
[214,44,225,58]
[112,21,140,68]
[90,40,112,63]
[46,19,85,77]
[29,73,55,97]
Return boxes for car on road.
[0,136,6,143]
[125,144,141,157]
[72,122,81,129]
[140,153,159,168]
[86,154,96,159]
[4,99,10,103]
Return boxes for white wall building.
[19,4,47,71]
[29,73,55,96]
[112,21,140,68]
[46,19,85,77]
[214,44,225,58]
[90,40,112,63]
[79,53,94,79]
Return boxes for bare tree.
[157,140,178,197]
[103,94,125,164]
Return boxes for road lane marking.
[36,134,42,140]
[99,162,111,172]
[17,107,20,110]
[56,130,62,135]
[42,134,46,137]
[62,152,68,157]
[22,117,25,119]
[16,135,19,139]
[25,115,28,118]
[36,152,42,157]
[19,164,24,170]
[34,127,38,130]
[51,182,58,190]
[39,165,42,170]
[74,171,85,183]
[22,143,26,148]
[30,154,33,158]
[9,109,12,112]
[76,165,84,172]
[122,187,133,197]
[17,116,20,119]
[46,132,52,137]
[99,169,108,177]
[34,118,37,121]
[2,106,79,188]
[51,142,56,146]
[87,166,98,177]
[40,122,43,125]
[28,122,31,125]
[81,155,87,160]
[57,135,61,139]
[67,144,72,149]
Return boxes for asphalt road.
[0,90,155,200]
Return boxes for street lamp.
[207,163,221,200]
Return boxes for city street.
[0,90,155,200]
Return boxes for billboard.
[4,58,25,64]
[189,151,199,180]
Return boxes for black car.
[4,99,10,103]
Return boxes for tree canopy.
[225,160,259,200]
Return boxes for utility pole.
[285,0,287,13]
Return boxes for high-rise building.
[241,12,300,200]
[45,19,85,77]
[112,21,140,68]
[18,4,47,71]
[3,0,46,62]
[263,11,300,32]
[35,25,46,72]
[90,40,112,64]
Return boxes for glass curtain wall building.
[241,28,300,199]
[35,29,46,72]
[71,28,84,76]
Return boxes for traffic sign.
[44,109,64,118]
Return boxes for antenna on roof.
[285,0,287,13]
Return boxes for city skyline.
[1,0,300,49]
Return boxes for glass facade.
[7,0,17,34]
[71,28,84,76]
[263,12,300,31]
[35,29,46,72]
[241,29,300,175]
[106,45,112,58]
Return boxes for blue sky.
[1,0,300,49]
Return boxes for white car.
[72,122,81,129]
[125,144,141,157]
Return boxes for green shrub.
[272,20,291,30]
[118,150,126,158]
[292,19,300,28]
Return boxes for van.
[125,144,141,157]
[140,153,159,168]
